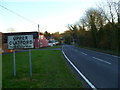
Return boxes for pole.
[38,24,40,48]
[29,49,32,77]
[118,1,120,23]
[13,50,16,77]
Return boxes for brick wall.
[2,44,9,53]
[1,33,9,53]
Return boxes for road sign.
[8,35,34,77]
[8,35,34,49]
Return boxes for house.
[2,31,49,53]
[46,36,55,41]
[34,33,48,48]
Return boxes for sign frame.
[8,35,34,49]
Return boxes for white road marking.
[62,50,97,90]
[86,48,120,58]
[92,57,111,65]
[81,52,87,55]
[99,52,120,58]
[111,55,120,58]
[77,47,120,58]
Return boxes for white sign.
[8,35,34,49]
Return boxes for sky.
[0,0,103,33]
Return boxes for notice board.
[8,35,34,49]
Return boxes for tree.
[44,31,51,38]
[51,32,61,40]
[85,8,106,47]
[98,0,119,24]
[67,24,79,44]
[63,0,119,53]
[63,30,72,44]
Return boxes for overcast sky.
[0,0,103,33]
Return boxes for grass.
[75,44,120,56]
[42,45,62,49]
[2,49,83,88]
[0,54,2,89]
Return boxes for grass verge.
[2,49,83,88]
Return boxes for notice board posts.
[13,50,16,77]
[8,35,34,77]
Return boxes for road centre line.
[81,52,87,55]
[92,57,111,65]
[98,52,120,58]
[111,55,120,58]
[75,46,120,58]
[62,50,96,90]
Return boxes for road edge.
[62,45,97,90]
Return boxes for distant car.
[52,40,56,46]
[55,40,59,45]
[48,41,53,47]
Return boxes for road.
[62,45,119,89]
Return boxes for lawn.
[41,45,62,49]
[2,49,83,88]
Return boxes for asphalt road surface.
[62,45,119,89]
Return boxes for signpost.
[8,35,34,77]
[13,50,16,77]
[28,49,32,77]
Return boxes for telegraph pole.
[118,1,120,23]
[38,24,40,48]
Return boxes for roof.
[3,31,39,39]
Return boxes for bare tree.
[84,8,106,31]
[97,0,119,24]
[117,0,120,23]
[80,18,87,31]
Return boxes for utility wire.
[0,4,38,25]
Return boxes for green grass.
[0,54,2,89]
[75,44,120,56]
[2,49,83,88]
[43,45,62,49]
